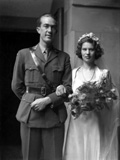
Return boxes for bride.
[56,33,119,160]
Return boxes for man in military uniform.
[11,13,72,160]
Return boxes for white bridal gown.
[63,66,119,160]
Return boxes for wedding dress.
[63,66,119,160]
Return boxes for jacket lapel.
[47,48,58,63]
[34,45,45,62]
[31,45,59,64]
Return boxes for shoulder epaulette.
[29,45,38,51]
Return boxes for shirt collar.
[39,43,53,54]
[39,43,46,54]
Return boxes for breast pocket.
[52,65,64,82]
[25,64,40,83]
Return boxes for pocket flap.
[25,64,38,71]
[52,66,64,71]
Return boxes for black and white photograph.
[0,0,120,160]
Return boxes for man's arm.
[47,54,72,107]
[11,51,26,99]
[31,54,72,110]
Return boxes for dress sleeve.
[102,69,112,87]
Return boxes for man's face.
[37,16,57,44]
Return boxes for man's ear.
[36,27,41,34]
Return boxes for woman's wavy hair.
[76,36,104,60]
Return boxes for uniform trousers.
[20,123,64,160]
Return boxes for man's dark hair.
[36,13,57,27]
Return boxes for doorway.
[0,30,39,159]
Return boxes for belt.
[26,86,52,96]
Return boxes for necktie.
[44,49,48,61]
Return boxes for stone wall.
[63,0,120,91]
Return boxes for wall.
[63,0,120,91]
[0,0,53,31]
[62,0,120,157]
[0,16,37,32]
[51,0,64,14]
[51,0,64,50]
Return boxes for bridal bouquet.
[68,72,117,119]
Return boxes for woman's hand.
[56,85,66,96]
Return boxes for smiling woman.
[81,42,95,71]
[63,32,119,160]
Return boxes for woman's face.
[81,42,95,64]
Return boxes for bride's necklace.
[81,67,95,82]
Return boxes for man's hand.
[31,97,51,111]
[56,85,66,96]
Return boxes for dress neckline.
[74,66,97,83]
[81,66,96,82]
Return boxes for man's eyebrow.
[43,23,56,27]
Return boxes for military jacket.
[11,45,72,128]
